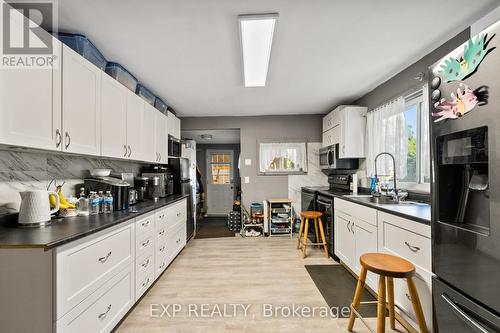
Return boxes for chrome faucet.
[374,152,400,201]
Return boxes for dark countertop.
[0,194,189,250]
[303,186,430,225]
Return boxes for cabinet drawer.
[56,223,134,319]
[165,199,187,227]
[156,223,168,241]
[334,198,377,226]
[135,265,155,300]
[155,251,171,279]
[135,233,154,258]
[136,250,154,276]
[135,213,154,237]
[381,221,431,272]
[155,207,168,227]
[56,264,134,333]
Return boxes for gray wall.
[181,115,323,208]
[351,29,471,187]
[196,143,241,212]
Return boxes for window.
[366,85,430,192]
[210,153,232,184]
[258,141,307,175]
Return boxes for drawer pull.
[404,241,421,253]
[176,238,181,244]
[176,212,181,217]
[347,221,351,232]
[159,245,166,252]
[351,223,355,234]
[98,251,112,263]
[159,262,166,270]
[141,258,151,268]
[98,304,112,320]
[405,293,412,301]
[141,277,151,288]
[159,214,165,219]
[141,220,150,227]
[141,239,151,247]
[158,229,165,236]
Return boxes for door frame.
[206,149,234,216]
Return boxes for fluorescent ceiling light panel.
[239,13,278,87]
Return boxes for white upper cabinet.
[167,111,181,139]
[155,110,168,163]
[142,105,157,163]
[0,10,62,151]
[62,45,101,155]
[322,105,367,158]
[126,93,144,161]
[101,73,127,159]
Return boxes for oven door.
[315,195,337,260]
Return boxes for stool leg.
[302,218,309,259]
[377,276,386,333]
[297,216,305,249]
[314,218,320,248]
[407,277,428,333]
[387,277,396,330]
[348,266,367,332]
[317,217,329,258]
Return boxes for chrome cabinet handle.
[98,251,112,263]
[159,262,166,269]
[159,214,165,219]
[351,223,355,234]
[127,145,131,157]
[141,277,151,288]
[141,239,150,247]
[347,221,351,232]
[141,258,151,268]
[124,145,127,157]
[158,229,165,236]
[159,245,166,252]
[405,241,420,253]
[141,220,150,227]
[441,293,489,333]
[64,132,71,149]
[406,293,412,301]
[98,304,112,320]
[55,129,62,147]
[176,212,181,217]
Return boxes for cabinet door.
[0,35,61,151]
[353,218,379,291]
[62,46,101,155]
[142,104,157,163]
[155,111,168,163]
[173,116,181,139]
[339,106,366,158]
[101,74,127,159]
[334,210,354,269]
[126,93,144,161]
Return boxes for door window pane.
[210,153,232,185]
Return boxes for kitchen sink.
[343,194,425,205]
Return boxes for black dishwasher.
[315,194,337,261]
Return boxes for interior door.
[206,150,234,215]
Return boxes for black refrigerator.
[429,20,500,332]
[169,158,195,241]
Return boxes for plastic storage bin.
[105,62,138,92]
[154,97,169,114]
[54,32,106,70]
[136,84,155,106]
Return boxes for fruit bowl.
[90,168,112,177]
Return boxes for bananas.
[49,183,76,211]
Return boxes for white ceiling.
[182,129,240,144]
[56,0,498,117]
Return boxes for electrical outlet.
[245,159,252,166]
[244,176,250,184]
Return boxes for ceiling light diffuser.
[238,13,278,87]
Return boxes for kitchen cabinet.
[62,45,102,155]
[126,93,145,161]
[167,111,181,139]
[377,211,433,332]
[353,217,378,291]
[155,109,168,163]
[100,73,128,158]
[322,105,367,158]
[142,104,157,163]
[334,209,355,267]
[0,26,62,151]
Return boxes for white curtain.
[420,84,431,182]
[365,97,407,179]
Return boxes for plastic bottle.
[98,191,104,214]
[89,191,100,215]
[370,175,376,193]
[103,191,114,214]
[77,187,89,216]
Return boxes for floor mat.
[194,216,235,239]
[305,264,378,318]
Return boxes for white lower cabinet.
[55,198,188,332]
[333,198,433,332]
[56,264,135,333]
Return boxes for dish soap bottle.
[77,187,89,216]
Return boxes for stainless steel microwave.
[168,135,181,157]
[319,144,358,171]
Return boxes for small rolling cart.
[266,198,293,238]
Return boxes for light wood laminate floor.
[116,236,406,333]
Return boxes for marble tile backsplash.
[0,150,144,216]
[288,142,328,214]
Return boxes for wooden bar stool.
[348,253,428,333]
[296,211,329,259]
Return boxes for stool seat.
[361,253,415,278]
[300,211,323,219]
